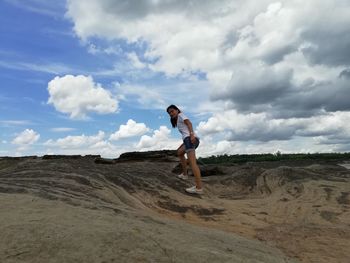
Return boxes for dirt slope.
[1,153,349,262]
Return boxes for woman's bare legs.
[186,150,202,189]
[177,144,187,175]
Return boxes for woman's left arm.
[184,119,196,143]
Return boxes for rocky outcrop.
[171,163,225,177]
[93,150,179,164]
[0,152,349,262]
[116,150,178,162]
[43,154,100,160]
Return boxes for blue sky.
[1,0,350,157]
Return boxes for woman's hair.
[166,104,181,128]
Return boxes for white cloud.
[297,112,350,145]
[0,120,32,126]
[47,75,119,119]
[44,130,105,149]
[196,135,342,157]
[43,131,145,158]
[212,62,293,110]
[65,0,270,83]
[197,110,350,146]
[12,129,40,151]
[43,131,124,157]
[4,0,64,17]
[87,43,122,55]
[197,110,299,141]
[66,0,350,91]
[114,79,211,114]
[64,0,350,153]
[197,138,237,157]
[127,52,146,69]
[110,119,150,140]
[136,126,179,151]
[0,60,73,75]
[115,83,166,109]
[50,127,76,132]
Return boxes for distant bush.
[198,152,350,165]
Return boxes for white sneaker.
[185,185,203,195]
[177,173,188,180]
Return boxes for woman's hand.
[184,119,196,143]
[190,133,196,143]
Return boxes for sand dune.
[1,152,349,262]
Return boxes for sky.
[1,0,350,158]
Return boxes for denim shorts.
[183,136,200,152]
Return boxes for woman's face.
[167,108,178,118]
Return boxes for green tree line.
[198,152,350,165]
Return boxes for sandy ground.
[152,164,350,263]
[1,194,298,263]
[1,155,349,262]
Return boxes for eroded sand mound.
[1,152,349,262]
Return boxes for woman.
[166,105,203,194]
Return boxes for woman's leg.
[187,150,202,189]
[177,144,187,175]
